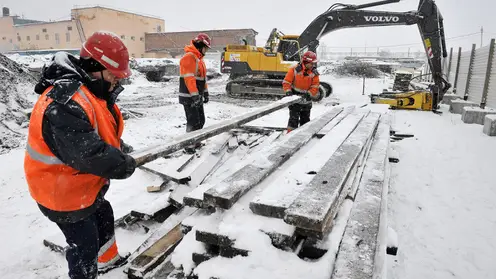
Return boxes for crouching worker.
[179,33,212,153]
[282,51,320,132]
[24,31,137,279]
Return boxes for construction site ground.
[1,59,496,279]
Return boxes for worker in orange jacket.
[282,51,321,132]
[24,31,136,278]
[179,33,211,153]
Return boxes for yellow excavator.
[220,0,451,112]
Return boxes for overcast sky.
[2,0,495,53]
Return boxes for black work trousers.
[183,103,206,132]
[55,200,116,279]
[287,103,312,130]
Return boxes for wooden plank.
[169,145,229,208]
[249,107,362,219]
[332,115,391,279]
[130,96,302,166]
[139,165,191,184]
[203,107,344,210]
[126,207,198,279]
[284,113,380,235]
[145,154,195,192]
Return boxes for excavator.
[220,0,451,112]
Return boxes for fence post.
[447,47,453,82]
[454,47,462,92]
[481,39,495,109]
[464,44,477,100]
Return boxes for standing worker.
[282,51,321,132]
[179,33,211,153]
[24,31,137,279]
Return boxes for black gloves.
[203,91,209,103]
[121,155,137,179]
[191,95,203,107]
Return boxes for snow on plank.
[249,107,363,218]
[169,142,230,208]
[332,115,390,279]
[184,131,283,209]
[130,96,302,166]
[126,206,198,279]
[284,112,381,235]
[203,107,344,209]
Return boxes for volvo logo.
[364,16,400,22]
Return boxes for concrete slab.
[461,107,496,125]
[483,114,496,136]
[441,93,461,106]
[449,100,479,114]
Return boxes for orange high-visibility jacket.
[179,44,208,104]
[282,64,320,102]
[24,85,124,212]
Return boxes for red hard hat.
[302,51,318,63]
[194,33,212,48]
[80,31,132,79]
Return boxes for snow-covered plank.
[139,165,191,184]
[131,96,302,166]
[249,107,362,218]
[126,206,198,279]
[284,112,381,235]
[332,115,391,279]
[203,107,344,209]
[169,145,229,209]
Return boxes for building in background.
[0,6,165,58]
[145,29,258,58]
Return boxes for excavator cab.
[278,37,301,62]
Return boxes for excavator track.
[226,77,332,101]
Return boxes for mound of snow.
[0,54,38,154]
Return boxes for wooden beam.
[284,113,380,235]
[249,107,361,219]
[203,107,344,210]
[332,115,391,279]
[139,166,191,184]
[130,96,302,166]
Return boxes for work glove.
[191,95,203,107]
[122,155,137,179]
[203,91,209,103]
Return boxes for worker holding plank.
[282,51,321,132]
[24,31,136,278]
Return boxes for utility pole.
[481,26,484,48]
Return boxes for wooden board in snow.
[332,115,391,279]
[203,107,344,210]
[249,107,362,219]
[130,96,302,166]
[284,112,381,236]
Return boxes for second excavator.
[220,0,451,112]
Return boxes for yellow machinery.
[370,91,433,111]
[220,0,451,112]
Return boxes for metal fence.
[441,39,496,109]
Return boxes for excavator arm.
[295,0,450,110]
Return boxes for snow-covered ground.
[0,54,495,279]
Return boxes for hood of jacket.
[184,43,203,59]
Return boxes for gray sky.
[2,0,495,53]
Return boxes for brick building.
[145,29,258,58]
[0,6,165,58]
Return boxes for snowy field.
[0,57,495,279]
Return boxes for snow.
[1,50,496,279]
[486,114,496,121]
[387,106,496,279]
[387,227,398,248]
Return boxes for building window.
[131,36,135,41]
[157,25,162,32]
[27,36,30,41]
[36,35,40,40]
[121,35,125,40]
[67,26,72,31]
[140,37,144,42]
[45,34,49,40]
[17,36,21,42]
[55,33,60,45]
[141,54,144,58]
[42,28,47,33]
[66,32,70,42]
[1,37,5,40]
